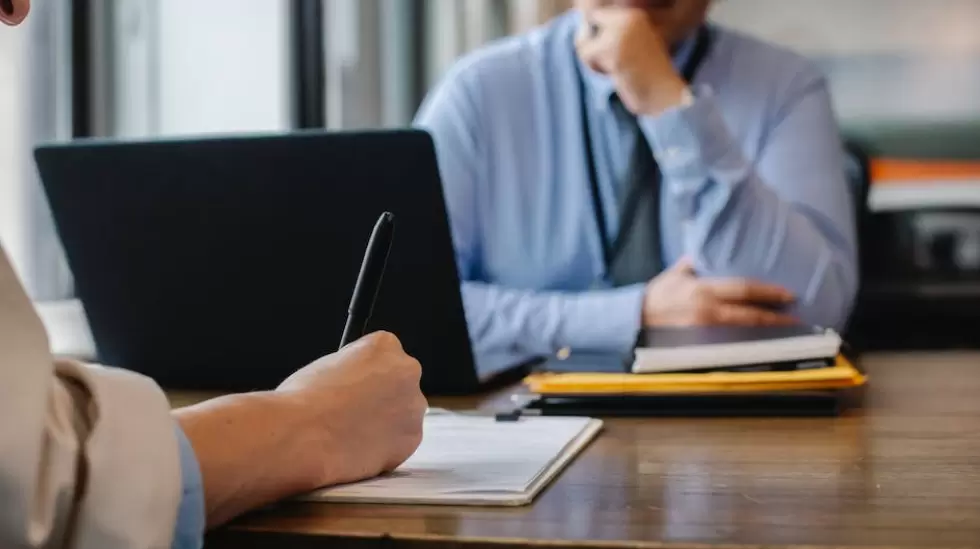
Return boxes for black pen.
[339,212,395,349]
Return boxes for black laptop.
[34,130,533,395]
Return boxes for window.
[1,0,74,300]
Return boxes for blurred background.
[2,0,980,348]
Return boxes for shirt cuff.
[557,284,647,353]
[172,424,206,549]
[640,87,745,211]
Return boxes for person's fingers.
[574,13,600,42]
[401,354,423,384]
[586,6,637,26]
[575,34,611,74]
[574,30,599,57]
[578,8,640,46]
[705,278,795,304]
[361,330,404,352]
[712,303,799,326]
[578,42,608,74]
[670,256,697,275]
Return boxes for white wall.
[114,0,291,138]
[711,0,980,56]
[710,0,980,124]
[154,0,290,136]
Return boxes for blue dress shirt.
[172,424,206,549]
[414,10,858,355]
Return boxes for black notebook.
[632,325,841,374]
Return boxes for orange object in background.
[871,158,980,184]
[523,355,866,396]
[867,158,980,211]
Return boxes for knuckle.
[408,429,424,453]
[374,330,400,347]
[405,357,423,380]
[402,408,426,453]
[694,302,715,322]
[707,309,725,324]
[755,310,776,324]
[693,285,712,302]
[365,330,401,353]
[359,331,382,349]
[402,431,424,463]
[414,393,429,415]
[390,356,422,386]
[732,281,751,299]
[766,313,790,326]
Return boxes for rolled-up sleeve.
[172,426,206,549]
[1,241,189,549]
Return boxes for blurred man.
[415,0,857,355]
[1,2,427,548]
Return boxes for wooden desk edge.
[212,526,963,549]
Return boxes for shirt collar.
[574,12,702,113]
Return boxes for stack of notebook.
[522,326,866,416]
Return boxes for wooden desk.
[195,352,980,549]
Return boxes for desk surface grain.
[200,352,980,549]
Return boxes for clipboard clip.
[425,403,541,423]
[493,408,541,422]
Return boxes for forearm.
[463,281,646,355]
[642,90,858,329]
[688,173,857,328]
[173,392,325,528]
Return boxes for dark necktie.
[606,102,664,287]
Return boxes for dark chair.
[841,139,873,353]
[843,139,873,267]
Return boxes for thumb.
[670,256,697,275]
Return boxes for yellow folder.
[524,355,866,396]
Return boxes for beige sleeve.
[0,246,182,549]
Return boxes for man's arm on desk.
[460,281,648,355]
[642,75,859,330]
